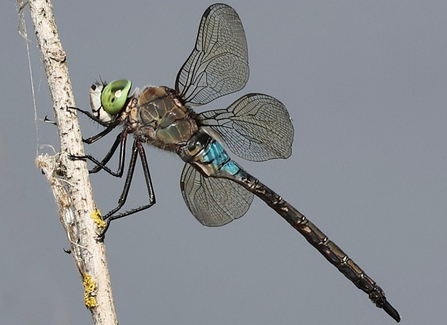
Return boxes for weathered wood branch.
[20,1,118,323]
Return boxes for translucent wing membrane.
[175,3,249,106]
[180,163,253,226]
[198,93,294,162]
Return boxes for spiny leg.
[70,132,127,176]
[68,106,109,127]
[137,141,156,210]
[100,140,156,235]
[68,106,121,144]
[90,132,127,175]
[82,121,120,144]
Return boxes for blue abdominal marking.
[200,141,240,175]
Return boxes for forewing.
[175,3,249,106]
[180,163,253,227]
[198,93,294,162]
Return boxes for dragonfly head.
[90,79,132,123]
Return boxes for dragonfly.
[72,3,400,322]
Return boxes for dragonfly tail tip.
[382,299,400,322]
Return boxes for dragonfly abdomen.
[228,170,400,322]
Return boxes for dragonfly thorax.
[130,86,198,152]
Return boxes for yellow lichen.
[90,209,106,229]
[83,273,97,309]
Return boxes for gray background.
[1,1,446,324]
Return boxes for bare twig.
[19,1,118,323]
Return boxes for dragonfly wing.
[180,163,253,227]
[175,3,249,106]
[198,93,294,162]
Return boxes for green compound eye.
[101,79,132,114]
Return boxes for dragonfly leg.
[90,132,126,175]
[43,115,57,125]
[98,140,156,238]
[69,131,127,176]
[68,106,121,143]
[68,106,109,127]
